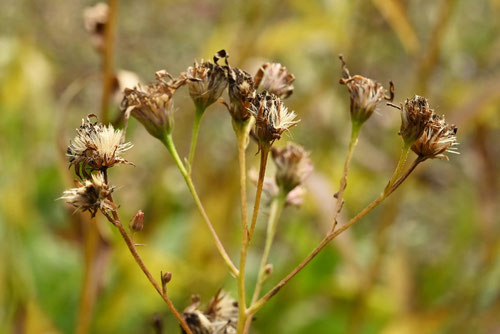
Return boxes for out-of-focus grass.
[1,0,499,333]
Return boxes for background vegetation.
[1,0,499,333]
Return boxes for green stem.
[187,105,205,172]
[248,147,270,240]
[251,195,286,304]
[162,133,238,276]
[330,122,361,233]
[386,143,411,193]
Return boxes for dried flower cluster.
[67,115,132,178]
[183,291,239,334]
[411,112,458,160]
[272,143,313,193]
[397,95,434,145]
[254,63,295,99]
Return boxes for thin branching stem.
[386,143,411,191]
[247,157,424,316]
[187,105,206,172]
[330,123,361,233]
[101,210,192,334]
[248,147,270,240]
[162,133,239,276]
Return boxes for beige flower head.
[185,50,229,111]
[67,115,132,179]
[251,91,299,147]
[227,66,256,122]
[82,2,108,52]
[393,95,433,145]
[122,71,186,139]
[59,172,116,217]
[183,290,238,334]
[272,143,313,193]
[254,62,295,99]
[411,113,458,160]
[339,55,393,126]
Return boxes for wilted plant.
[60,50,458,334]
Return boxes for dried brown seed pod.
[254,62,295,99]
[411,113,458,160]
[272,142,313,193]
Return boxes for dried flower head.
[183,291,238,334]
[249,169,307,207]
[339,55,393,126]
[122,71,186,139]
[411,113,459,160]
[130,210,144,232]
[390,95,433,145]
[82,2,108,52]
[227,66,256,122]
[67,115,132,178]
[251,91,299,147]
[185,50,228,111]
[254,62,295,99]
[272,143,313,193]
[59,172,116,216]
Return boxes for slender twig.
[187,105,206,172]
[101,210,192,334]
[247,157,424,315]
[386,143,411,192]
[100,0,118,124]
[330,123,361,233]
[161,133,239,276]
[248,147,270,240]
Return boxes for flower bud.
[129,210,144,232]
[254,62,295,99]
[272,143,313,193]
[161,271,172,294]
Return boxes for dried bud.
[251,91,299,147]
[122,71,186,139]
[161,271,172,293]
[183,290,238,334]
[67,115,132,179]
[249,169,307,207]
[82,3,108,52]
[227,67,256,122]
[130,210,144,232]
[394,95,433,145]
[184,50,228,111]
[272,143,313,193]
[254,62,295,99]
[264,264,273,276]
[411,113,459,160]
[59,172,116,217]
[339,55,392,126]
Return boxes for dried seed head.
[82,2,108,52]
[339,55,391,126]
[249,169,307,207]
[254,62,295,99]
[130,210,144,232]
[183,290,238,334]
[184,50,228,111]
[227,66,256,122]
[67,115,132,179]
[394,95,433,145]
[251,91,299,147]
[411,113,459,160]
[59,172,116,217]
[122,71,186,139]
[272,143,313,193]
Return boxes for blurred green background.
[1,0,499,333]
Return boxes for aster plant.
[60,49,458,334]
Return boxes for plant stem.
[101,211,192,334]
[386,143,411,192]
[100,0,118,124]
[330,123,361,233]
[247,157,424,315]
[187,105,205,172]
[162,133,239,276]
[248,147,270,240]
[251,195,286,304]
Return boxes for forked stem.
[187,105,206,172]
[161,133,239,276]
[386,143,411,192]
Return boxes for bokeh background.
[1,0,499,333]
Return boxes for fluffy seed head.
[227,67,256,122]
[185,50,229,110]
[339,55,390,125]
[67,115,132,179]
[59,172,116,217]
[254,62,295,99]
[411,113,459,160]
[396,95,433,145]
[122,71,186,139]
[272,143,313,193]
[251,91,299,147]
